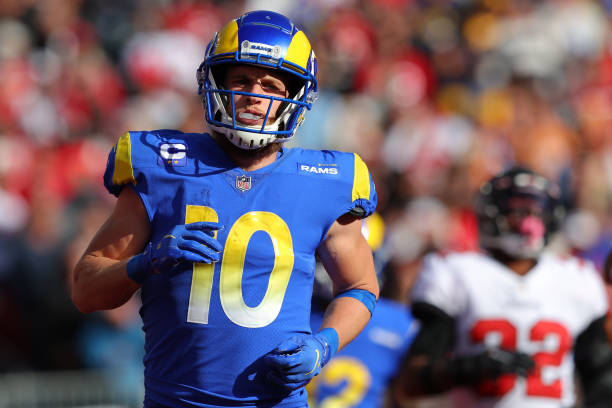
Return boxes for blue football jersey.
[103,130,377,407]
[309,299,419,408]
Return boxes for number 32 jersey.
[103,130,377,407]
[411,251,608,408]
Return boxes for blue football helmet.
[196,10,318,149]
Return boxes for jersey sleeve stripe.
[351,153,371,201]
[112,131,136,186]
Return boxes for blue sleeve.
[347,152,377,218]
[102,130,160,221]
[312,150,377,219]
[103,131,136,198]
[296,149,378,242]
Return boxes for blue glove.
[126,222,223,283]
[264,328,339,390]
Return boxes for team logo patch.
[241,40,282,60]
[298,163,339,177]
[236,175,252,191]
[158,143,187,166]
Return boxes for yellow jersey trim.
[112,131,136,186]
[352,153,370,202]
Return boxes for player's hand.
[147,222,223,272]
[451,348,535,385]
[126,222,223,283]
[264,333,333,390]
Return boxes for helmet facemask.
[481,198,548,259]
[196,11,318,150]
[198,62,312,149]
[476,168,564,260]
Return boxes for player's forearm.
[575,316,612,405]
[72,253,140,313]
[395,352,461,397]
[318,296,373,350]
[393,302,459,396]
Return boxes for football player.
[392,166,612,407]
[71,10,379,408]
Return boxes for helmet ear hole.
[284,75,303,99]
[210,66,226,89]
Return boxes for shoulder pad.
[104,131,137,197]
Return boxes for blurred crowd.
[2,0,612,397]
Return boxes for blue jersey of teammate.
[309,298,419,408]
[103,129,377,407]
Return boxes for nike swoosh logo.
[304,349,320,375]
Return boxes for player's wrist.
[315,328,339,367]
[334,289,377,316]
[126,243,154,284]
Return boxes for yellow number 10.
[185,205,295,328]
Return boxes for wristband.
[316,327,339,366]
[334,288,377,316]
[126,245,152,284]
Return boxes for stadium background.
[1,0,612,406]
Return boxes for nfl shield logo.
[236,175,252,192]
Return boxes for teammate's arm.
[574,315,612,406]
[392,301,534,399]
[71,187,150,313]
[392,301,457,397]
[315,212,379,349]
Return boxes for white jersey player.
[392,166,612,408]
